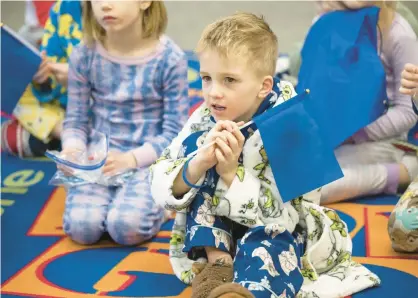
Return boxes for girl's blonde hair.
[374,1,397,34]
[82,1,167,46]
[318,1,397,35]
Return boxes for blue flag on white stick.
[1,24,41,114]
[297,7,386,148]
[253,90,343,202]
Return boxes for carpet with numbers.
[1,52,417,298]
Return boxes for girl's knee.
[106,206,164,245]
[63,208,105,245]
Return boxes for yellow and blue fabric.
[13,0,82,142]
[32,0,82,106]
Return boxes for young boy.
[151,13,379,298]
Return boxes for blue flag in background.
[253,90,343,202]
[254,7,386,202]
[1,25,41,114]
[251,7,387,201]
[297,7,386,148]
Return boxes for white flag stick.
[186,120,254,158]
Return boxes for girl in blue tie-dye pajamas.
[151,13,379,298]
[60,1,189,245]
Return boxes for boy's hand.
[103,151,137,176]
[194,121,234,170]
[214,121,245,186]
[400,63,418,98]
[195,120,245,172]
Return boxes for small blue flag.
[297,7,386,148]
[253,90,343,202]
[1,25,42,114]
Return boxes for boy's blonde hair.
[196,13,278,77]
[82,1,167,46]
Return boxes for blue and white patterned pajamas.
[234,226,304,297]
[185,196,305,297]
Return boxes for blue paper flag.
[297,7,386,148]
[253,91,343,202]
[1,25,41,114]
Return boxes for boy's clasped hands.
[194,120,245,187]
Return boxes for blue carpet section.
[2,153,418,297]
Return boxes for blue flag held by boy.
[253,90,343,201]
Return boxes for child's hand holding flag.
[214,121,245,187]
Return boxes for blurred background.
[2,0,417,54]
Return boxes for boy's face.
[199,49,269,122]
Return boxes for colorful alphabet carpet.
[1,52,418,298]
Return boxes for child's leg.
[321,142,418,204]
[2,89,65,157]
[184,193,235,298]
[1,119,62,157]
[205,246,233,264]
[333,142,405,166]
[231,226,303,298]
[64,184,113,244]
[13,89,65,143]
[107,168,165,245]
[321,164,397,203]
[388,177,418,252]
